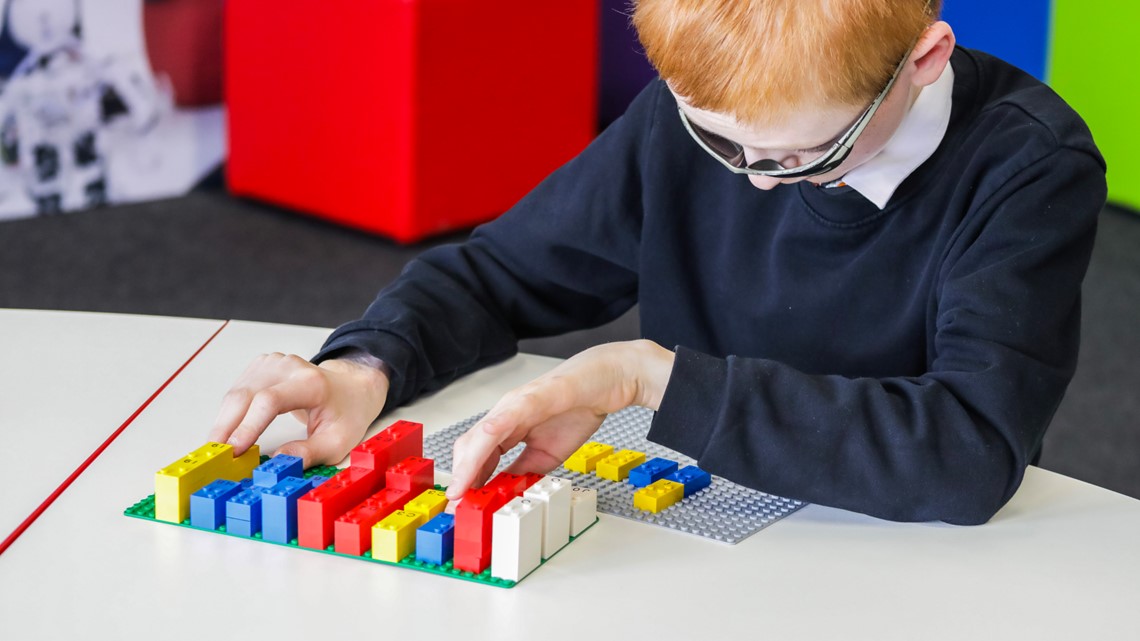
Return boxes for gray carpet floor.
[2,188,1136,502]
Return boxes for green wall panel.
[1049,2,1140,210]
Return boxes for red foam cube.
[225,0,598,242]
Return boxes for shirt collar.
[834,62,955,209]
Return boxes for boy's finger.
[502,445,562,477]
[225,377,328,455]
[447,417,515,500]
[275,428,354,469]
[209,386,255,445]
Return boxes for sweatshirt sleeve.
[648,148,1106,525]
[312,82,663,408]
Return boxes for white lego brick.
[490,497,543,582]
[569,486,597,537]
[524,475,572,558]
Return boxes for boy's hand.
[446,340,675,500]
[208,353,389,468]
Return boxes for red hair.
[633,0,940,125]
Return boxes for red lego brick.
[452,549,491,575]
[297,466,381,550]
[454,486,509,564]
[333,487,413,556]
[386,457,434,495]
[225,0,597,242]
[350,421,424,472]
[484,472,528,500]
[522,473,545,490]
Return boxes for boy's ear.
[910,21,956,88]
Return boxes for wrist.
[627,339,675,410]
[320,357,390,411]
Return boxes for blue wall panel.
[940,0,1052,80]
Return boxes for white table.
[0,310,225,546]
[1,315,1138,640]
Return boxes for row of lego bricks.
[138,420,599,586]
[565,442,712,512]
[427,407,806,544]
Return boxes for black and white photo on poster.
[0,0,223,220]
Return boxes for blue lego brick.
[225,487,265,536]
[227,517,256,538]
[253,454,305,488]
[190,479,242,530]
[415,513,455,566]
[628,457,679,488]
[665,465,712,497]
[261,476,317,544]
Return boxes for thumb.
[275,429,353,469]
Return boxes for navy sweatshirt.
[315,48,1106,525]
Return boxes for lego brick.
[189,479,242,531]
[484,472,528,500]
[297,465,382,550]
[569,486,598,537]
[404,489,448,522]
[491,497,543,582]
[665,465,713,497]
[563,442,614,474]
[628,457,680,488]
[154,441,260,523]
[424,405,806,544]
[385,456,434,495]
[415,513,455,566]
[454,486,510,551]
[521,472,545,489]
[633,479,685,514]
[452,486,510,573]
[333,487,412,556]
[371,510,427,563]
[351,420,424,472]
[261,476,317,544]
[252,454,304,488]
[523,476,572,559]
[226,486,266,535]
[595,449,646,482]
[226,517,256,538]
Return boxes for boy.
[210,0,1106,524]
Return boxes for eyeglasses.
[677,47,913,179]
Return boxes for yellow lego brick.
[633,479,685,513]
[154,442,261,523]
[595,449,646,482]
[564,442,615,474]
[404,489,448,521]
[371,510,426,563]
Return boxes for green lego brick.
[125,456,597,588]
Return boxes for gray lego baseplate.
[425,405,806,544]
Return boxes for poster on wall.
[0,0,224,220]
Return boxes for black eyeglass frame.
[677,46,915,179]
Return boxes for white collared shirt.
[833,62,955,209]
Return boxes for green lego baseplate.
[124,457,597,589]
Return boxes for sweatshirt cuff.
[647,345,728,462]
[311,321,419,407]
